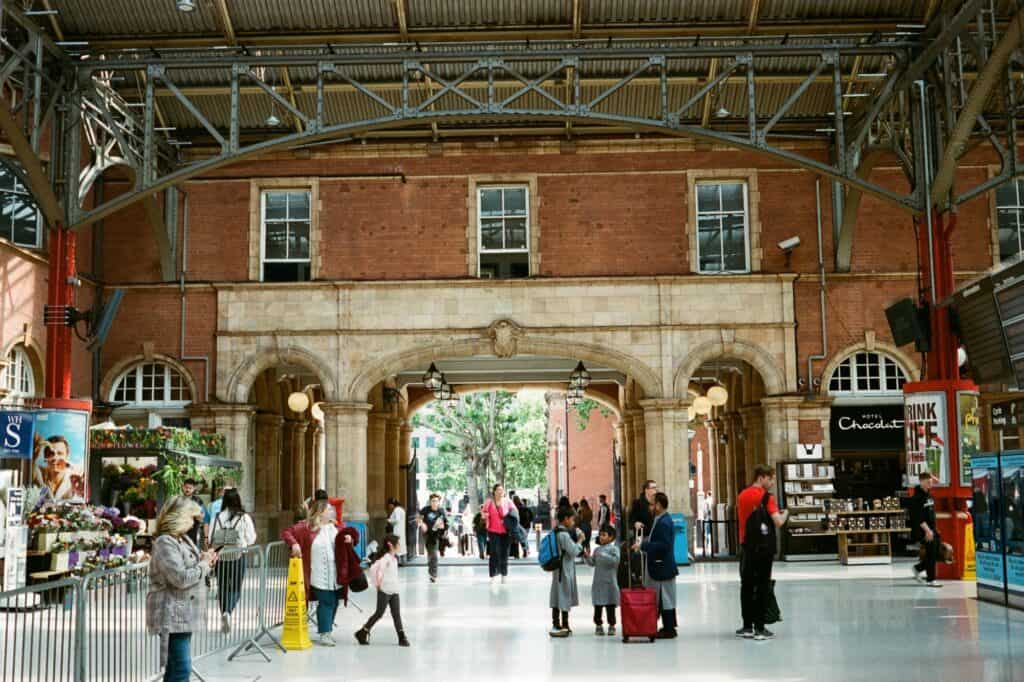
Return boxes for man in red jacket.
[735,465,788,642]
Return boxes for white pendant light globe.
[707,385,729,407]
[287,391,310,413]
[311,402,324,421]
[693,395,712,415]
[957,346,968,367]
[687,404,697,421]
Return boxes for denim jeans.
[164,633,191,682]
[476,533,488,558]
[312,587,340,634]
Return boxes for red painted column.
[42,224,88,410]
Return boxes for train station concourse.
[2,1,1024,681]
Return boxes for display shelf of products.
[777,461,837,561]
[828,499,909,565]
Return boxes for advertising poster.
[971,455,1005,594]
[958,392,980,487]
[1003,453,1024,600]
[2,487,26,591]
[31,409,89,502]
[905,392,948,486]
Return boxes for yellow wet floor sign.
[281,556,312,650]
[963,522,976,581]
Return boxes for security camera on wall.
[778,236,801,252]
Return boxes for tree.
[421,390,548,510]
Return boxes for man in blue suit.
[633,492,679,639]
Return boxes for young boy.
[585,524,621,636]
[549,506,585,638]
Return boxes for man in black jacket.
[910,472,941,587]
[418,493,448,583]
[629,480,657,540]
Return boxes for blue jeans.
[164,633,191,682]
[476,533,487,558]
[312,587,340,634]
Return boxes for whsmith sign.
[830,405,905,452]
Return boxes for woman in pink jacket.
[481,484,515,583]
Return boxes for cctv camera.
[778,236,801,252]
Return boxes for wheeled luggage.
[620,530,658,642]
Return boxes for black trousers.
[363,592,404,634]
[915,533,941,582]
[488,532,510,577]
[740,548,773,630]
[592,605,616,626]
[551,608,569,629]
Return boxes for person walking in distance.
[911,471,942,587]
[736,465,788,642]
[207,488,256,634]
[481,484,514,583]
[418,493,448,583]
[355,535,410,647]
[386,498,407,562]
[633,492,679,639]
[596,494,611,530]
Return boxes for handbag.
[348,572,369,593]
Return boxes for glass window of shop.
[695,181,749,274]
[828,352,908,398]
[0,162,42,249]
[0,345,37,405]
[261,190,311,282]
[110,362,191,427]
[997,179,1024,262]
[478,186,529,279]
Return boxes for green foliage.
[421,390,548,505]
[90,427,227,456]
[574,398,613,431]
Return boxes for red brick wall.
[545,398,618,512]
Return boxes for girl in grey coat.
[147,496,217,682]
[584,524,621,636]
[549,507,584,637]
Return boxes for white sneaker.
[319,633,336,647]
[221,613,231,634]
[926,581,943,588]
[911,565,925,583]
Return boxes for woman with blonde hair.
[147,495,218,682]
[281,499,361,646]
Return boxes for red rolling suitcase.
[620,532,658,643]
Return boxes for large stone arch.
[673,338,787,397]
[347,333,662,402]
[224,344,338,404]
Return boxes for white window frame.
[259,189,312,281]
[0,162,43,249]
[694,180,750,274]
[827,351,909,404]
[996,179,1024,263]
[110,362,191,408]
[476,185,531,277]
[1,345,37,405]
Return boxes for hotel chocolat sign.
[830,405,905,451]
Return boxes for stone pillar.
[621,414,635,501]
[614,421,628,508]
[191,403,256,509]
[399,423,413,507]
[366,412,388,523]
[630,410,647,490]
[304,423,319,496]
[640,399,692,518]
[760,395,804,467]
[289,420,309,512]
[320,402,371,521]
[385,416,401,503]
[254,412,284,514]
[280,419,297,513]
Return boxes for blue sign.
[0,411,35,459]
[977,551,1006,588]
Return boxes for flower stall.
[88,426,241,530]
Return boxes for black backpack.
[743,491,776,559]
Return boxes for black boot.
[397,631,410,647]
[354,628,369,645]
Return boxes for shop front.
[830,404,906,502]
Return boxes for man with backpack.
[736,465,788,641]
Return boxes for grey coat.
[549,527,583,610]
[146,534,210,636]
[585,542,620,606]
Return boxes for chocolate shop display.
[777,462,837,560]
[825,497,910,565]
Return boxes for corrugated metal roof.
[50,0,219,36]
[407,0,570,29]
[759,0,928,21]
[226,0,397,33]
[584,0,748,24]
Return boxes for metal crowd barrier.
[0,540,297,682]
[693,519,739,559]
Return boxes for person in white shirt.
[355,535,409,647]
[386,498,407,561]
[206,489,257,633]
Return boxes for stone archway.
[672,338,787,398]
[223,344,339,404]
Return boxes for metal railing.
[0,540,293,682]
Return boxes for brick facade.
[545,395,617,514]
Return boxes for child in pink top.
[481,484,514,582]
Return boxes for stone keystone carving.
[486,319,522,358]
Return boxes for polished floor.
[201,560,1024,682]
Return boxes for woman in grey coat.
[584,524,621,636]
[147,495,218,682]
[549,507,584,637]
